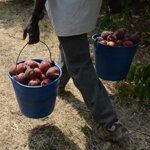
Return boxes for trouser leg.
[57,33,117,125]
[57,44,70,89]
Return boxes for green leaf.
[145,77,150,98]
[138,86,145,102]
[145,87,150,98]
[134,67,142,86]
[143,65,150,81]
[145,77,150,87]
[127,64,137,82]
[119,85,130,97]
[132,86,139,99]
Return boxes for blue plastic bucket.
[92,33,139,81]
[8,59,62,119]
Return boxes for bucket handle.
[16,40,52,65]
[15,41,52,76]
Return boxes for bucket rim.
[91,33,139,48]
[8,59,62,89]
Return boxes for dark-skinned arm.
[23,0,47,44]
[33,0,47,11]
[107,0,122,14]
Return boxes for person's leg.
[57,44,70,91]
[57,33,127,141]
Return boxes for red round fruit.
[43,59,51,64]
[123,41,134,46]
[114,30,125,40]
[107,41,116,46]
[96,36,103,41]
[29,61,39,69]
[34,68,42,78]
[41,79,51,86]
[46,66,59,80]
[129,34,140,44]
[16,73,27,84]
[107,34,117,42]
[116,40,123,46]
[25,67,37,79]
[17,63,27,74]
[119,28,126,34]
[99,40,107,45]
[41,73,46,81]
[39,60,51,73]
[123,36,129,41]
[24,59,32,66]
[9,64,17,76]
[37,62,41,68]
[101,31,113,40]
[28,78,41,86]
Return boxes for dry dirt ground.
[0,0,150,150]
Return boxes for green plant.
[119,64,150,102]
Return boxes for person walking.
[23,0,127,141]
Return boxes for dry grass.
[0,0,150,150]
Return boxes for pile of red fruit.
[9,59,60,86]
[96,28,140,47]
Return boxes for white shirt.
[45,0,102,36]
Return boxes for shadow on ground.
[28,124,81,150]
[58,91,111,150]
[58,90,150,150]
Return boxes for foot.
[93,120,128,142]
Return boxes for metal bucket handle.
[15,41,52,75]
[16,40,52,64]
